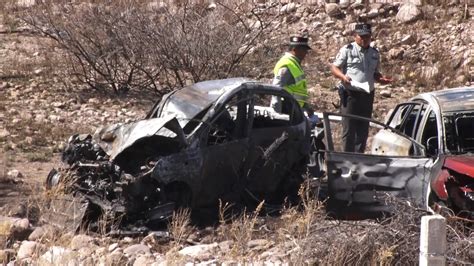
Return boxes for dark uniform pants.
[341,90,374,153]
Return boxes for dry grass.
[169,208,194,248]
[215,200,265,259]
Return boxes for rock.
[17,0,36,8]
[40,246,75,264]
[311,21,322,30]
[141,231,170,246]
[0,82,9,90]
[70,234,96,250]
[380,90,392,98]
[0,249,15,262]
[51,102,66,108]
[106,251,127,265]
[339,0,350,9]
[400,35,415,45]
[421,65,440,80]
[396,3,422,23]
[217,240,233,253]
[280,3,297,14]
[247,239,273,250]
[78,246,95,257]
[207,3,216,10]
[366,9,379,19]
[421,5,436,19]
[178,243,218,259]
[133,254,156,266]
[24,137,33,145]
[17,241,39,260]
[407,0,423,5]
[10,218,31,241]
[87,98,100,105]
[28,225,57,241]
[34,114,46,123]
[6,170,22,179]
[123,244,151,256]
[323,20,336,27]
[350,2,365,10]
[388,48,404,60]
[147,1,168,13]
[0,129,10,139]
[108,243,119,252]
[325,3,342,18]
[455,75,467,84]
[95,247,106,255]
[122,236,134,243]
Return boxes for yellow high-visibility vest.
[273,55,308,107]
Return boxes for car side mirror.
[426,136,438,155]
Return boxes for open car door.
[322,112,434,218]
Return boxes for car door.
[322,112,434,218]
[198,89,252,207]
[244,86,309,203]
[371,102,427,156]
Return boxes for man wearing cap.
[330,23,392,153]
[272,36,312,114]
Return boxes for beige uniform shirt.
[333,42,381,92]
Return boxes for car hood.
[444,156,474,178]
[93,115,187,160]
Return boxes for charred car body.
[46,78,311,229]
[321,87,474,219]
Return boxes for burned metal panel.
[199,139,250,207]
[158,78,254,120]
[152,147,203,186]
[322,112,426,155]
[429,87,474,113]
[41,195,89,233]
[371,129,412,156]
[326,152,433,216]
[93,116,186,160]
[246,131,290,195]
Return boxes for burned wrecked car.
[320,87,474,219]
[46,78,311,229]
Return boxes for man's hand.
[330,64,351,84]
[342,75,352,84]
[375,72,393,84]
[378,76,393,84]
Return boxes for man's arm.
[330,64,351,84]
[374,72,393,84]
[273,67,293,87]
[331,46,351,84]
[373,52,393,84]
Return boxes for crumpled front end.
[45,116,189,232]
[432,156,474,218]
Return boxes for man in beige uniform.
[330,23,392,152]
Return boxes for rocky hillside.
[0,0,473,264]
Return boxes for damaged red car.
[321,86,474,219]
[45,78,311,230]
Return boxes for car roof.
[159,78,284,121]
[414,86,474,113]
[168,77,282,109]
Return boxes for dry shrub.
[283,195,473,265]
[217,200,264,258]
[278,180,326,243]
[169,208,193,248]
[22,0,274,95]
